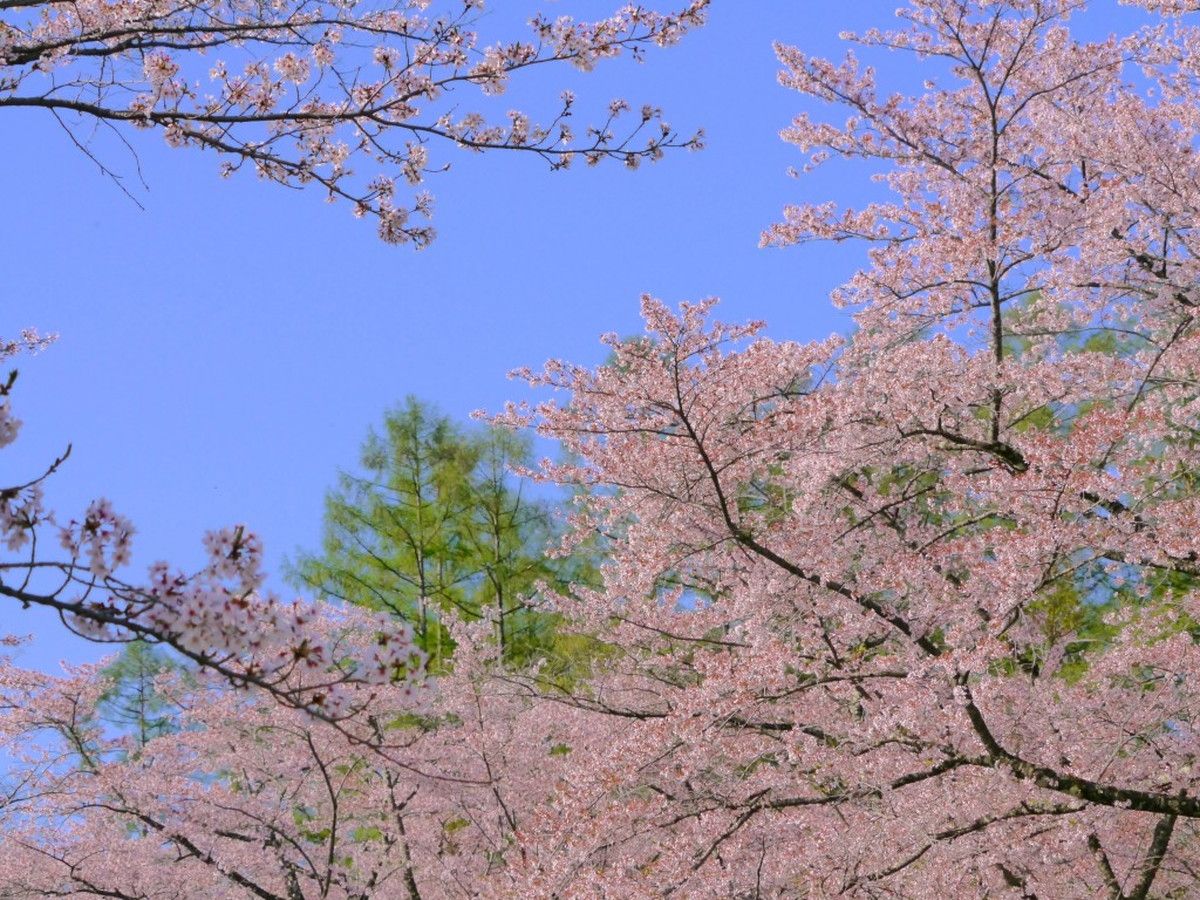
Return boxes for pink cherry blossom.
[0,0,708,245]
[9,2,1200,896]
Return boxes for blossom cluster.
[1,0,708,245]
[0,369,426,719]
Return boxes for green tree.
[98,640,180,752]
[290,399,581,669]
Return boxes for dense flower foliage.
[11,0,1200,896]
[0,629,535,897]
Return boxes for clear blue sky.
[2,1,1145,669]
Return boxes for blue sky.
[2,1,1146,669]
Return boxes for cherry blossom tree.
[0,0,707,244]
[15,1,1200,897]
[485,0,1200,894]
[0,624,596,898]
